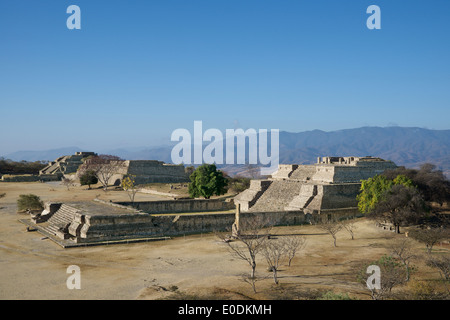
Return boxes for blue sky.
[1,0,449,154]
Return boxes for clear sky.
[1,0,449,154]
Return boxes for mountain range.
[2,126,450,177]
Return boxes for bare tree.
[359,255,407,300]
[218,215,274,293]
[427,255,450,280]
[262,239,287,285]
[389,238,416,282]
[340,218,357,240]
[409,227,449,253]
[317,217,343,247]
[261,235,307,285]
[283,235,307,267]
[61,177,72,191]
[78,154,125,191]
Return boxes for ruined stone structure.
[110,160,189,185]
[21,156,398,248]
[21,198,314,248]
[234,156,397,215]
[23,199,238,247]
[38,152,189,184]
[39,152,97,181]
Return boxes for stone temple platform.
[20,197,319,248]
[20,199,237,248]
[234,156,397,215]
[21,156,397,248]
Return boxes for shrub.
[17,194,44,212]
[79,170,98,189]
[406,280,449,300]
[317,291,354,300]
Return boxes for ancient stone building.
[109,160,189,185]
[39,152,97,181]
[38,152,189,184]
[234,156,397,215]
[22,155,398,248]
[23,199,237,247]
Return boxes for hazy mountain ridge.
[279,127,450,165]
[2,127,449,176]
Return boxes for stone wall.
[309,183,362,210]
[28,200,361,246]
[115,199,235,214]
[332,162,397,183]
[75,207,358,243]
[108,160,189,185]
[1,175,42,182]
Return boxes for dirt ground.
[0,182,448,300]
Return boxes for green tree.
[79,170,98,189]
[17,194,44,212]
[357,175,393,214]
[188,164,228,199]
[357,174,428,233]
[383,163,450,206]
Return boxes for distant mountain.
[2,147,84,162]
[278,127,450,169]
[107,146,174,163]
[2,127,449,177]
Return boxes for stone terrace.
[248,180,304,212]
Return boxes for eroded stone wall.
[115,199,235,214]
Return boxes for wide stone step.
[285,185,318,210]
[43,224,60,235]
[249,180,304,212]
[46,204,78,229]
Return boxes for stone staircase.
[248,180,304,212]
[285,184,318,211]
[289,165,316,182]
[234,180,272,211]
[40,162,60,175]
[271,165,298,180]
[43,204,78,236]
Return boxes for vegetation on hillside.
[0,158,46,175]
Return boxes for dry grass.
[0,182,448,300]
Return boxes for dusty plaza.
[0,181,448,300]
